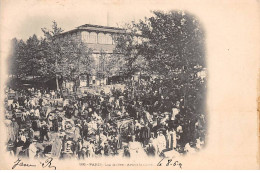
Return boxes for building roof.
[57,24,126,37]
[77,24,125,32]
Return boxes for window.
[98,33,105,44]
[89,32,97,43]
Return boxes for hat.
[158,128,166,132]
[164,112,171,115]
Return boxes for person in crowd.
[103,141,110,156]
[5,84,206,159]
[145,139,156,156]
[39,120,49,142]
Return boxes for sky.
[0,0,155,41]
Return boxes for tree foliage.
[114,10,207,115]
[7,21,93,90]
[59,39,94,83]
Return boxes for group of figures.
[4,85,206,160]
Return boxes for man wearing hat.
[145,138,156,156]
[123,145,130,157]
[103,141,110,156]
[88,140,95,157]
[39,120,49,142]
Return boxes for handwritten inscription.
[157,157,182,169]
[12,157,182,169]
[12,157,56,170]
[40,157,57,170]
[12,158,36,169]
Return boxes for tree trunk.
[87,74,89,87]
[56,75,59,91]
[73,79,77,93]
[55,58,59,91]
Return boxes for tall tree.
[61,39,94,91]
[42,21,94,91]
[41,21,65,90]
[114,10,207,115]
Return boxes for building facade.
[57,24,126,87]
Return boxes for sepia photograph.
[0,0,259,170]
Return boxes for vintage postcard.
[0,0,259,170]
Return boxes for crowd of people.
[4,84,206,159]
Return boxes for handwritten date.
[157,157,182,169]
